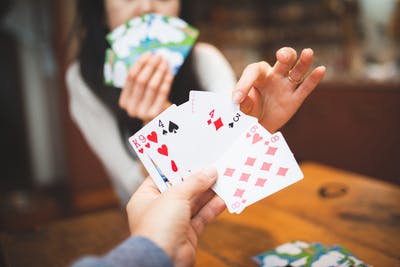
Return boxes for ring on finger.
[287,70,303,84]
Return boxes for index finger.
[232,61,271,104]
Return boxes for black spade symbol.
[168,121,179,133]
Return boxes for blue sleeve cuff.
[71,236,173,267]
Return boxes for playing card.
[254,241,371,267]
[214,123,303,213]
[104,48,130,88]
[239,131,303,212]
[129,105,185,187]
[312,245,370,267]
[128,90,303,213]
[104,13,199,87]
[182,91,257,174]
[252,241,328,267]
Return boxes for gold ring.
[288,70,303,84]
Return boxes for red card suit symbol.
[246,132,251,138]
[138,148,144,154]
[171,160,178,172]
[157,144,168,156]
[145,143,150,148]
[213,117,224,130]
[147,131,158,143]
[252,133,263,144]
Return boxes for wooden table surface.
[1,162,399,267]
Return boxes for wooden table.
[1,162,399,267]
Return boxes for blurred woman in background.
[66,0,237,203]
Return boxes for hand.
[126,168,225,267]
[232,47,326,133]
[119,52,174,123]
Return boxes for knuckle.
[148,107,161,118]
[147,81,158,92]
[127,106,137,117]
[127,66,139,80]
[137,108,149,120]
[246,63,258,72]
[135,76,147,88]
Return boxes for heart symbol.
[171,160,178,172]
[147,131,158,143]
[145,143,150,148]
[157,144,168,156]
[246,132,251,138]
[252,133,263,144]
[138,148,144,154]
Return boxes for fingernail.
[202,166,217,179]
[304,48,313,55]
[232,91,243,104]
[279,48,289,60]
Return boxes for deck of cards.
[129,91,304,214]
[103,13,199,88]
[253,241,370,267]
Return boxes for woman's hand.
[119,52,174,124]
[232,47,326,133]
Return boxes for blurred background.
[0,0,399,233]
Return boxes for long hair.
[74,0,202,141]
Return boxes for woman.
[66,0,237,203]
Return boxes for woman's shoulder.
[65,61,91,97]
[65,61,81,85]
[192,42,226,60]
[191,42,237,92]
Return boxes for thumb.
[172,167,218,199]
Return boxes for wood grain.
[1,163,399,267]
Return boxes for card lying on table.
[128,91,303,213]
[253,240,370,267]
[104,13,199,88]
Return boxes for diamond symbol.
[213,117,224,130]
[255,178,267,187]
[233,188,245,198]
[245,157,256,166]
[266,146,278,155]
[223,168,235,177]
[260,162,272,171]
[277,167,289,176]
[207,119,212,125]
[239,173,251,182]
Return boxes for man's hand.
[126,168,226,267]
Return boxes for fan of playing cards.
[253,241,370,267]
[129,91,304,214]
[103,13,199,88]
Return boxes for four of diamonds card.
[129,91,303,213]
